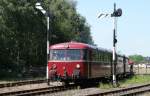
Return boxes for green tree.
[44,0,93,44]
[0,0,94,77]
[129,54,144,64]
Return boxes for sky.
[75,0,150,57]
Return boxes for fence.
[133,64,150,75]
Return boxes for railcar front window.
[66,50,81,60]
[50,49,82,60]
[50,50,65,60]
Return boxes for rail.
[87,83,150,96]
[0,79,46,88]
[0,84,77,96]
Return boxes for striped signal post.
[35,0,50,85]
[98,3,122,87]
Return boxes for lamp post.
[98,3,122,86]
[35,1,50,85]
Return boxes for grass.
[99,82,114,89]
[120,75,150,87]
[99,75,150,89]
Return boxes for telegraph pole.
[35,0,51,85]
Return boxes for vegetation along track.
[0,79,46,88]
[87,83,150,96]
[0,83,77,96]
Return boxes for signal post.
[98,3,122,87]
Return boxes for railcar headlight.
[63,66,66,70]
[76,64,80,69]
[52,64,56,69]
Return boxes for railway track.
[2,79,150,96]
[0,83,77,96]
[87,83,150,96]
[0,79,46,88]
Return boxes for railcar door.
[87,49,91,78]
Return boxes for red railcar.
[48,41,133,83]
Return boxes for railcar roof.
[50,41,112,53]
